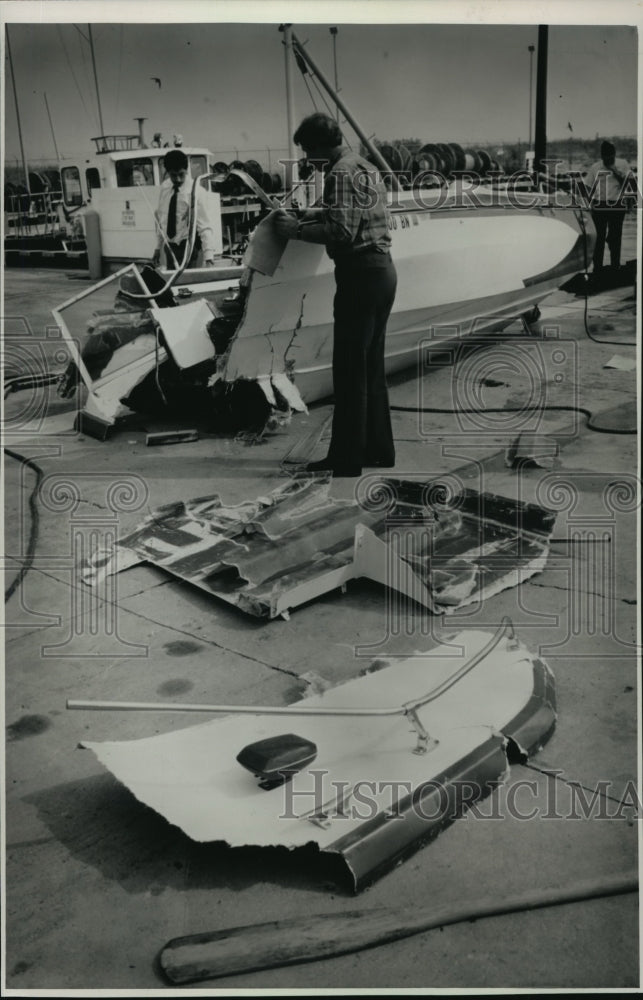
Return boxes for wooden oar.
[159,871,638,984]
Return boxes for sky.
[2,7,640,168]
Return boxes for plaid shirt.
[321,149,391,260]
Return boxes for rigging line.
[301,72,319,111]
[308,71,341,123]
[306,68,354,151]
[115,24,124,118]
[56,25,91,120]
[76,24,99,132]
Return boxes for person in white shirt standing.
[152,149,216,269]
[582,141,634,273]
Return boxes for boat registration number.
[388,213,414,230]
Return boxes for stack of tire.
[370,141,501,186]
[210,158,283,197]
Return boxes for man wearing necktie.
[152,149,216,269]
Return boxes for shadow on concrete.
[25,773,352,896]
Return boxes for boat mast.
[289,29,400,190]
[44,92,61,162]
[88,23,106,136]
[5,25,30,193]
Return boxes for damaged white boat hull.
[212,200,590,405]
[52,198,590,429]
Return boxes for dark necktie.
[167,184,180,240]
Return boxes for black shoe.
[364,457,395,468]
[306,458,335,473]
[305,459,362,477]
[331,467,362,478]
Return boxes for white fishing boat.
[4,135,269,268]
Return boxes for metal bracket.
[406,707,439,755]
[299,786,355,828]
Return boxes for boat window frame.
[85,167,101,193]
[52,263,168,398]
[159,154,208,182]
[61,165,84,208]
[115,157,155,188]
[189,155,207,180]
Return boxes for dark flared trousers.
[327,253,398,472]
[591,206,627,270]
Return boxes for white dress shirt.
[583,157,633,206]
[155,177,216,257]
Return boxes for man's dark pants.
[591,206,627,270]
[164,239,199,268]
[327,252,397,472]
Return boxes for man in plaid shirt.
[275,113,397,477]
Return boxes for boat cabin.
[59,135,262,267]
[59,135,212,208]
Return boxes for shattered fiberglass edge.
[79,628,556,892]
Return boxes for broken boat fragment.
[79,476,558,619]
[71,620,556,891]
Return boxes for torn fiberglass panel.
[79,626,556,891]
[220,239,334,385]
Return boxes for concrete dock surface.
[3,227,640,991]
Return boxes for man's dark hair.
[294,113,343,150]
[601,140,616,157]
[163,148,188,171]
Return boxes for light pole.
[528,44,535,151]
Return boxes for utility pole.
[534,25,548,181]
[528,44,535,150]
[88,23,106,136]
[6,25,30,192]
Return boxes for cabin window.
[115,158,154,187]
[190,155,207,179]
[86,168,101,193]
[159,155,207,182]
[61,166,83,207]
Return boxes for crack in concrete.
[109,600,302,680]
[524,760,629,805]
[4,562,91,645]
[9,475,110,513]
[7,566,301,680]
[526,578,635,604]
